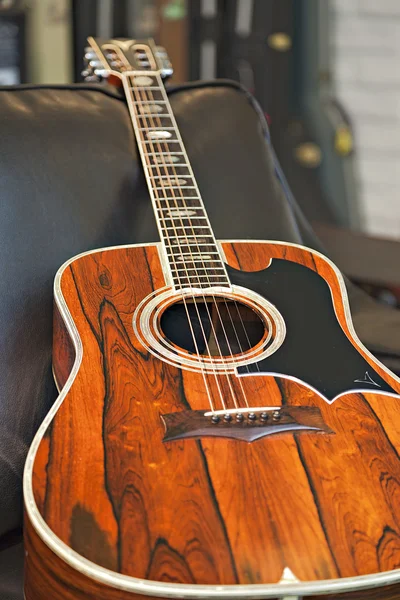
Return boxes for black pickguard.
[227,260,398,402]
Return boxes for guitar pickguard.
[228,260,399,403]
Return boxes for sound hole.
[160,296,266,357]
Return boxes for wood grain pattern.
[24,241,400,599]
[24,512,400,600]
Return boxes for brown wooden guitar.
[23,38,400,600]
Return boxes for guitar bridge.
[161,406,333,443]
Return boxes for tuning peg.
[154,46,167,57]
[81,69,92,78]
[161,66,173,78]
[94,69,109,78]
[84,50,97,61]
[89,60,103,68]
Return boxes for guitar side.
[24,240,400,600]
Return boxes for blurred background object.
[2,0,400,306]
[27,0,73,83]
[0,0,28,84]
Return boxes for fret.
[167,252,220,257]
[171,262,223,269]
[151,186,198,193]
[174,260,222,265]
[147,163,188,170]
[137,113,171,119]
[142,139,182,144]
[153,186,196,191]
[158,211,206,219]
[171,267,226,273]
[145,158,189,169]
[162,216,208,222]
[133,100,167,105]
[150,174,193,180]
[168,248,222,258]
[147,163,189,169]
[147,167,191,178]
[151,181,194,188]
[174,276,229,282]
[169,235,214,240]
[162,225,212,231]
[138,127,176,131]
[130,85,164,92]
[154,197,201,204]
[153,196,201,202]
[161,215,208,222]
[174,275,230,285]
[168,244,219,251]
[130,86,163,91]
[156,203,204,212]
[131,88,165,100]
[136,113,172,119]
[145,152,185,157]
[161,223,210,233]
[162,232,214,240]
[157,206,204,211]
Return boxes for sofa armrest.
[314,222,400,290]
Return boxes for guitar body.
[24,239,400,600]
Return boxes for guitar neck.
[122,72,230,290]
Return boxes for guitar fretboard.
[123,73,230,290]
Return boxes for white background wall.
[332,0,400,239]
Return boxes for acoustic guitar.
[23,38,400,600]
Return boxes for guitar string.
[132,75,243,411]
[141,76,245,409]
[142,75,260,379]
[143,74,252,408]
[132,77,236,411]
[146,75,257,390]
[145,76,256,403]
[129,78,221,412]
[128,75,226,412]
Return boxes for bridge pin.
[236,413,244,422]
[260,412,269,421]
[248,412,257,421]
[272,410,281,421]
[211,415,220,424]
[224,414,232,422]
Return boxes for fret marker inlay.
[147,131,172,139]
[141,104,164,114]
[134,75,153,86]
[159,178,188,186]
[154,155,180,164]
[167,209,197,218]
[177,255,212,261]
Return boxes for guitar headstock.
[81,37,173,83]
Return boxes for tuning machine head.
[81,45,109,82]
[154,46,173,79]
[80,38,174,84]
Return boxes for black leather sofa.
[0,80,400,600]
